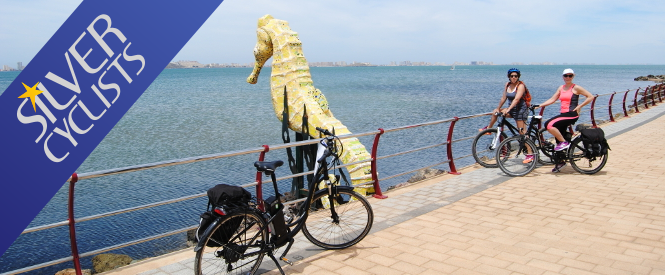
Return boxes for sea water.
[1,65,663,273]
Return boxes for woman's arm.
[572,85,594,114]
[494,84,509,113]
[502,83,525,115]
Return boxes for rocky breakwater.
[634,75,665,83]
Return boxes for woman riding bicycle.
[480,68,534,163]
[536,68,594,172]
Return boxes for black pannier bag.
[196,184,252,247]
[580,128,610,158]
[207,183,252,207]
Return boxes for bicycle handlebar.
[315,127,333,136]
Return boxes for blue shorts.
[508,102,528,121]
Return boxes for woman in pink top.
[537,68,593,172]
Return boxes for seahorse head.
[247,14,275,84]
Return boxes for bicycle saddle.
[254,160,284,172]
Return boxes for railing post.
[650,85,657,106]
[68,173,83,275]
[256,145,269,211]
[590,94,598,128]
[370,128,387,199]
[643,86,650,109]
[657,84,663,103]
[446,117,461,175]
[608,92,616,122]
[633,88,641,113]
[622,89,630,117]
[538,106,546,129]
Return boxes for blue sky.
[1,0,664,67]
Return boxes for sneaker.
[554,141,570,151]
[479,126,488,132]
[552,162,566,172]
[522,154,534,164]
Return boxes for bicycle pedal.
[280,257,294,266]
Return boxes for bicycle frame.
[489,113,523,150]
[508,107,546,158]
[194,130,348,273]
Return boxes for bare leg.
[547,127,565,142]
[516,120,533,154]
[486,113,498,128]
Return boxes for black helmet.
[507,68,521,78]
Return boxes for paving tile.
[526,258,566,273]
[506,262,547,274]
[421,260,459,273]
[557,258,596,272]
[366,265,405,275]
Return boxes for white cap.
[562,68,575,75]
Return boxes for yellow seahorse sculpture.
[247,14,372,185]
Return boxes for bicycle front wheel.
[496,136,539,177]
[195,210,267,275]
[534,128,555,165]
[303,188,373,249]
[569,138,608,174]
[472,128,508,168]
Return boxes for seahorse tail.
[338,137,373,185]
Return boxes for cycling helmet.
[507,68,521,78]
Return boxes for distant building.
[347,61,376,67]
[17,62,23,70]
[174,60,205,68]
[164,61,255,69]
[470,61,494,65]
[3,65,14,71]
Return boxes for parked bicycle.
[496,106,608,176]
[194,127,374,275]
[472,105,554,168]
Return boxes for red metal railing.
[7,83,663,275]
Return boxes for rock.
[187,228,198,246]
[55,268,92,275]
[92,253,133,273]
[634,74,665,82]
[407,168,446,183]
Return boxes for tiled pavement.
[106,103,665,275]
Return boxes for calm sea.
[1,65,663,273]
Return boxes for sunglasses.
[509,75,519,78]
[563,74,574,78]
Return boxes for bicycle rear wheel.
[569,138,608,174]
[472,128,508,168]
[195,210,267,275]
[303,188,373,249]
[496,136,539,177]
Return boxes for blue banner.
[0,0,224,256]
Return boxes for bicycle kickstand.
[267,251,286,275]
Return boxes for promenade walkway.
[106,103,665,275]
